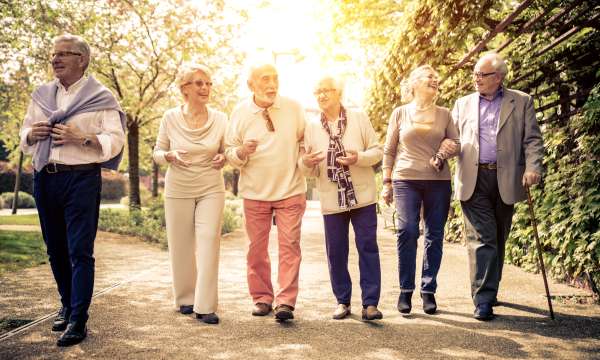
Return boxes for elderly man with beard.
[225,63,307,322]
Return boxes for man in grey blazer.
[452,53,544,321]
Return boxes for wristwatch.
[82,137,92,147]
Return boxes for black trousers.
[461,168,514,306]
[33,166,101,323]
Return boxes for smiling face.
[248,64,279,108]
[412,68,439,99]
[51,40,86,87]
[181,70,212,106]
[314,78,341,113]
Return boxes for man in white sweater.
[225,63,307,321]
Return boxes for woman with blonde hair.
[381,65,459,315]
[153,63,227,324]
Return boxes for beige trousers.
[164,192,224,314]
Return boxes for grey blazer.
[452,88,544,205]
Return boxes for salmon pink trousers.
[243,193,306,308]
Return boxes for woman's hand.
[336,149,358,166]
[211,153,226,169]
[302,146,325,167]
[437,138,459,159]
[165,150,192,167]
[381,184,393,206]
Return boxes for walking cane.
[525,184,555,320]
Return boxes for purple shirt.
[478,88,503,163]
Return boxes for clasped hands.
[302,146,358,167]
[28,121,85,145]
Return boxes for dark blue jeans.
[323,204,381,307]
[33,166,101,324]
[393,180,451,293]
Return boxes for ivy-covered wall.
[367,0,600,293]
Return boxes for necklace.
[413,101,435,112]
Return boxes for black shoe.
[397,292,412,314]
[252,303,272,316]
[474,303,494,321]
[196,312,219,324]
[56,321,87,347]
[274,304,294,321]
[179,305,194,314]
[52,307,70,332]
[421,293,437,314]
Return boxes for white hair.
[400,65,438,103]
[477,52,509,77]
[176,63,212,91]
[315,75,345,96]
[247,62,277,82]
[53,34,91,71]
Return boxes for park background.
[0,0,598,316]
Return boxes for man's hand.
[336,149,358,166]
[27,121,52,144]
[236,139,258,160]
[165,150,192,167]
[302,146,325,167]
[211,153,226,170]
[522,171,541,187]
[50,123,85,145]
[381,184,393,205]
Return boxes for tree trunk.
[152,160,158,198]
[11,151,24,215]
[128,120,141,210]
[232,168,239,196]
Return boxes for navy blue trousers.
[393,180,451,293]
[33,166,101,323]
[323,204,381,307]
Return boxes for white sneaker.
[332,304,351,320]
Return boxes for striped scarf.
[321,106,357,209]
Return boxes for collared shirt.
[19,76,125,166]
[224,95,306,201]
[478,87,503,163]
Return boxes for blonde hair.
[176,63,212,93]
[400,65,438,103]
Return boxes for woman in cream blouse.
[153,64,227,324]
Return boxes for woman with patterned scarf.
[301,75,383,321]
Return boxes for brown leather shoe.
[274,304,294,321]
[252,302,272,316]
[362,305,383,321]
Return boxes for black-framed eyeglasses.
[473,71,496,79]
[182,80,213,88]
[51,51,82,59]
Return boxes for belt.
[44,163,99,174]
[478,163,497,170]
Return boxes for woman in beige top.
[381,65,459,315]
[153,64,227,324]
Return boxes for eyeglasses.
[313,88,337,96]
[51,51,82,59]
[262,109,275,132]
[182,80,213,88]
[473,71,496,79]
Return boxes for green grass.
[0,214,40,226]
[0,231,47,275]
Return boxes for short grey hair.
[176,63,212,92]
[477,52,509,77]
[315,75,345,96]
[247,62,277,82]
[53,34,91,71]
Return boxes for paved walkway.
[0,201,599,359]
